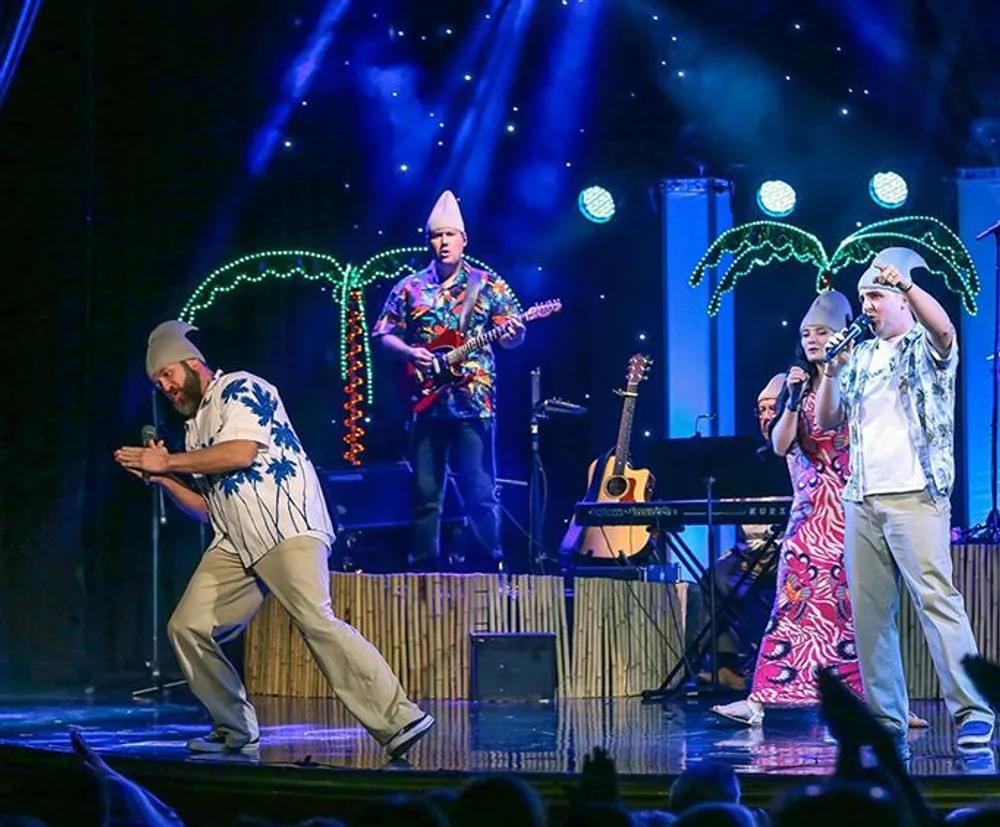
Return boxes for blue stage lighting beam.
[0,0,42,109]
[247,0,353,177]
[437,0,538,221]
[512,0,603,215]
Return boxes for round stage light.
[578,186,616,224]
[869,171,908,209]
[756,180,797,218]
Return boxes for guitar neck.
[611,390,638,476]
[446,313,524,365]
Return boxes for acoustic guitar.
[560,353,655,560]
[403,299,562,414]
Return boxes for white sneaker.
[385,713,435,760]
[710,700,764,727]
[186,730,260,754]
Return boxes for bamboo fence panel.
[900,544,999,698]
[243,546,994,702]
[567,578,687,699]
[245,569,682,699]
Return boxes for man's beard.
[172,363,204,417]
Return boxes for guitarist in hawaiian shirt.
[372,190,525,571]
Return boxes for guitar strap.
[458,262,483,333]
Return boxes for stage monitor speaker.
[470,632,557,703]
[320,462,465,572]
[321,461,464,530]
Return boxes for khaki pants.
[843,489,994,734]
[167,535,424,744]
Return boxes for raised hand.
[577,746,619,805]
[872,262,913,292]
[962,654,1000,711]
[71,729,184,826]
[114,440,170,477]
[822,328,854,376]
[786,365,810,388]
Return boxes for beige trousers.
[167,535,424,744]
[843,489,994,734]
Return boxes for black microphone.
[787,383,803,411]
[823,314,873,363]
[140,424,157,483]
[531,367,541,411]
[976,220,1000,241]
[786,358,810,411]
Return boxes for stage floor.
[0,693,995,778]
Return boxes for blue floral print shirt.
[185,370,335,567]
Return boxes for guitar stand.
[641,523,782,703]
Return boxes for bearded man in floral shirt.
[373,190,525,571]
[115,321,432,759]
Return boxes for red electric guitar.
[403,299,562,414]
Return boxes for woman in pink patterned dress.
[711,291,927,728]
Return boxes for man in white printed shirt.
[816,248,994,752]
[115,321,433,758]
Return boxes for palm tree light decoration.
[689,215,980,316]
[342,288,366,467]
[179,248,522,466]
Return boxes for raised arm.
[815,337,852,430]
[872,263,954,357]
[770,368,808,457]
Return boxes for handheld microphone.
[531,367,541,411]
[140,425,157,483]
[823,314,872,363]
[787,360,809,411]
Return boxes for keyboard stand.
[641,523,782,703]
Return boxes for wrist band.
[900,281,913,293]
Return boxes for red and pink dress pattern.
[748,388,864,705]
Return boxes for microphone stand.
[528,367,586,572]
[693,418,725,697]
[967,225,1000,541]
[133,389,186,700]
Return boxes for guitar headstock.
[522,299,562,321]
[626,353,653,389]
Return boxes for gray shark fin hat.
[145,320,206,380]
[858,247,929,294]
[800,290,853,331]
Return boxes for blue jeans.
[409,416,501,565]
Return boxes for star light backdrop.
[2,0,1000,681]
